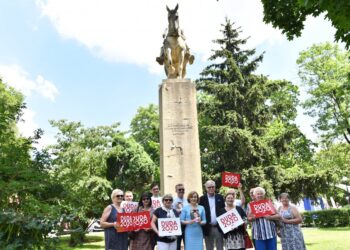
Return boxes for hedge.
[302,208,350,227]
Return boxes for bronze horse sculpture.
[156,4,194,79]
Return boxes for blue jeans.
[255,237,277,250]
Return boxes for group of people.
[100,181,306,250]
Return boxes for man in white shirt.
[121,191,138,212]
[199,180,225,250]
[151,183,163,209]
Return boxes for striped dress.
[251,217,277,240]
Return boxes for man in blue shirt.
[173,183,188,250]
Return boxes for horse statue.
[156,4,194,79]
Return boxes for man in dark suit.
[199,180,225,250]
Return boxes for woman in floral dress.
[278,193,306,250]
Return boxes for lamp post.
[342,176,350,205]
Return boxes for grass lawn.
[59,227,350,249]
[299,227,350,250]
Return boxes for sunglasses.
[115,195,124,198]
[164,199,173,202]
[177,189,185,192]
[192,209,198,212]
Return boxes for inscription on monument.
[165,119,193,135]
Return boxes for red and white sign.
[151,197,163,209]
[222,172,240,187]
[249,200,276,218]
[158,218,182,237]
[121,201,138,213]
[217,208,244,234]
[117,211,151,232]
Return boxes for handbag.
[128,231,136,240]
[243,226,254,249]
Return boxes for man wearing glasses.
[173,184,188,212]
[173,184,188,250]
[199,180,225,250]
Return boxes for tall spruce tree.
[197,19,272,177]
[196,19,319,199]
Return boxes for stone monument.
[157,4,202,195]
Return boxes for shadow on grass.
[318,227,350,231]
[72,244,103,249]
[58,236,104,249]
[305,243,316,246]
[83,236,104,242]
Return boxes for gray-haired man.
[199,180,225,250]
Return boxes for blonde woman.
[100,189,128,250]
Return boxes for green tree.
[314,143,350,205]
[197,20,283,186]
[0,79,60,249]
[196,19,327,201]
[297,42,350,144]
[261,0,350,49]
[130,104,160,165]
[197,18,270,177]
[49,120,156,245]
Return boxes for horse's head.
[166,4,180,37]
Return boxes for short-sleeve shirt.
[151,197,163,209]
[173,197,189,210]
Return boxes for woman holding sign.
[217,193,247,250]
[100,189,128,250]
[180,191,206,250]
[278,193,306,250]
[247,187,281,250]
[151,194,180,250]
[130,192,154,250]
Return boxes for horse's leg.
[177,50,185,79]
[182,56,188,79]
[167,47,178,78]
[166,47,172,67]
[164,47,174,78]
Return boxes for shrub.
[302,208,350,227]
[0,210,60,249]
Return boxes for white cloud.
[16,109,39,138]
[16,108,57,149]
[0,64,59,101]
[0,64,59,149]
[17,109,57,149]
[36,0,284,74]
[35,75,59,101]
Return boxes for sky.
[0,0,341,148]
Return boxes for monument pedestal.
[159,79,202,195]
